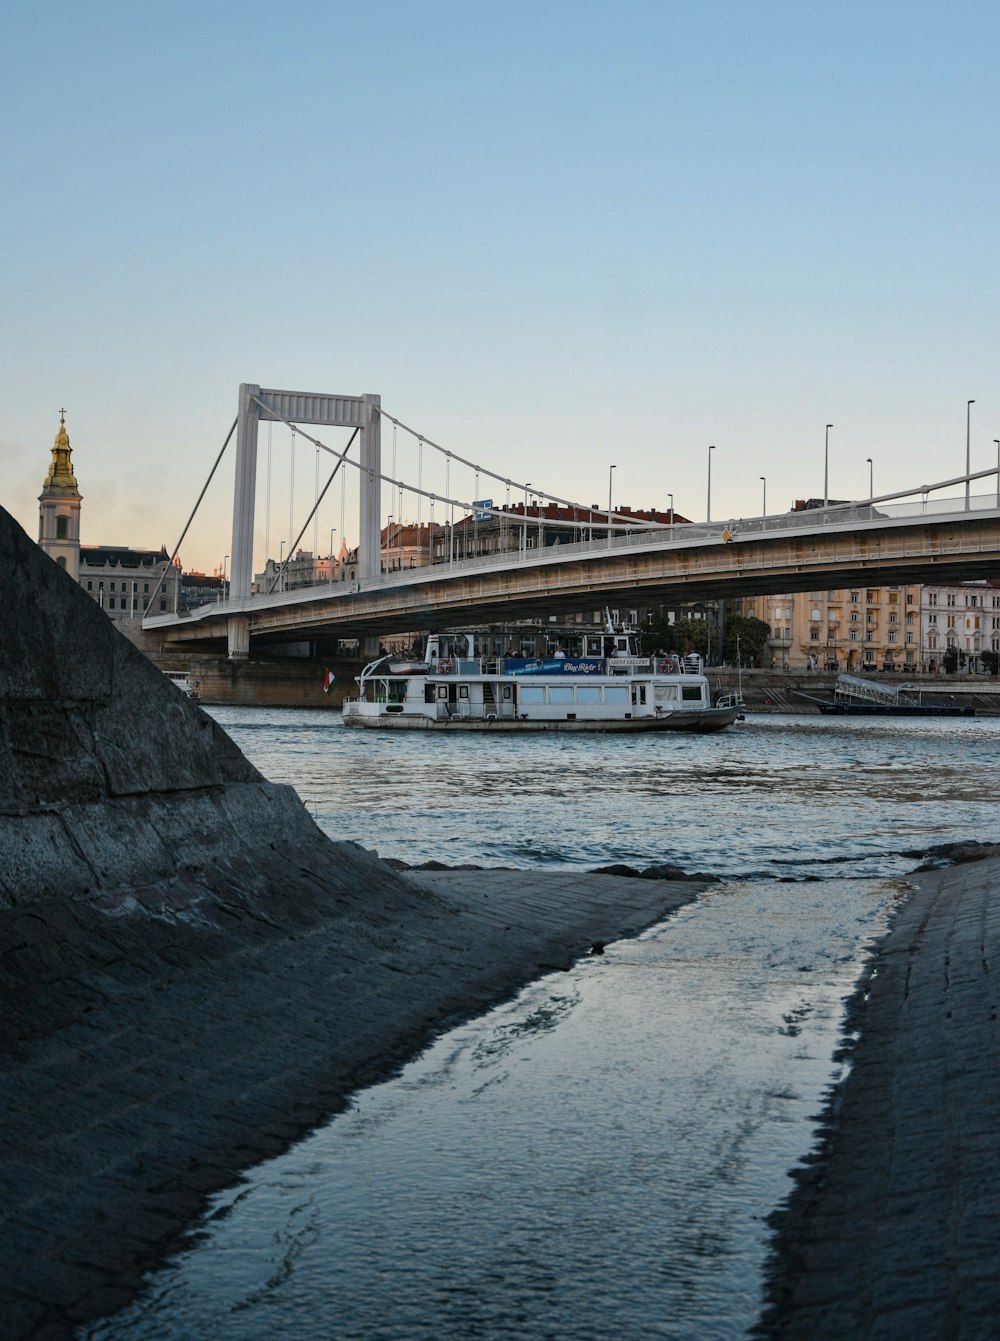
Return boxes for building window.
[888,631,897,643]
[905,633,914,643]
[850,631,859,642]
[947,594,956,607]
[928,593,938,606]
[889,613,897,624]
[56,516,68,539]
[929,613,937,625]
[850,611,859,623]
[850,592,860,603]
[57,555,66,569]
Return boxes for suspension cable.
[143,416,238,619]
[251,396,662,533]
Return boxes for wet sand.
[757,852,1000,1340]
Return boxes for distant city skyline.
[2,0,998,573]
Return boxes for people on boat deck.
[553,648,566,659]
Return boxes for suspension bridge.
[145,382,1000,657]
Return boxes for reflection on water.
[210,710,997,875]
[84,879,899,1341]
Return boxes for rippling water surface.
[81,711,994,1339]
[210,708,996,875]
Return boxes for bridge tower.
[228,384,381,659]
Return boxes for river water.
[82,712,996,1340]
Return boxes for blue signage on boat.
[503,658,604,676]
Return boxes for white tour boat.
[342,623,743,733]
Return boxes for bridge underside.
[157,516,1000,650]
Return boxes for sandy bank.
[757,851,1000,1340]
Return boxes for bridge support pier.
[228,616,250,662]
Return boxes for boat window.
[576,686,601,704]
[604,686,628,705]
[437,686,448,700]
[681,685,703,702]
[502,686,512,700]
[519,686,545,705]
[459,685,470,699]
[548,686,573,704]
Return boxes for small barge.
[803,674,974,717]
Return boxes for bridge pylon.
[228,383,380,659]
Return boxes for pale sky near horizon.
[3,0,998,574]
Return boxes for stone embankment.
[0,507,706,1339]
[757,845,1000,1340]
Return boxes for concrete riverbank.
[757,848,1000,1340]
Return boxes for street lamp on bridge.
[759,477,766,516]
[608,465,616,547]
[668,492,674,538]
[995,440,1000,509]
[824,424,833,508]
[866,457,873,501]
[966,400,975,511]
[329,528,336,584]
[706,446,715,522]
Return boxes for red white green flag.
[323,668,335,694]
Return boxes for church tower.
[38,409,83,580]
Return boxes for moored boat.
[803,673,974,717]
[342,623,743,732]
[165,669,200,701]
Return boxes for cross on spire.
[59,407,66,425]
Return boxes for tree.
[942,645,960,674]
[723,614,772,667]
[980,650,999,676]
[670,617,710,658]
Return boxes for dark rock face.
[0,506,259,829]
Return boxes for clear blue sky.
[3,0,998,573]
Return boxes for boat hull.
[341,706,742,732]
[817,703,975,717]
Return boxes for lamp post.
[759,477,766,517]
[706,447,715,522]
[608,464,617,546]
[522,483,530,555]
[824,424,833,508]
[668,492,674,539]
[866,457,873,502]
[966,400,975,511]
[387,514,393,573]
[329,528,336,584]
[279,540,285,593]
[995,440,1000,509]
[222,554,229,603]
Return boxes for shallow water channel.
[84,875,898,1340]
